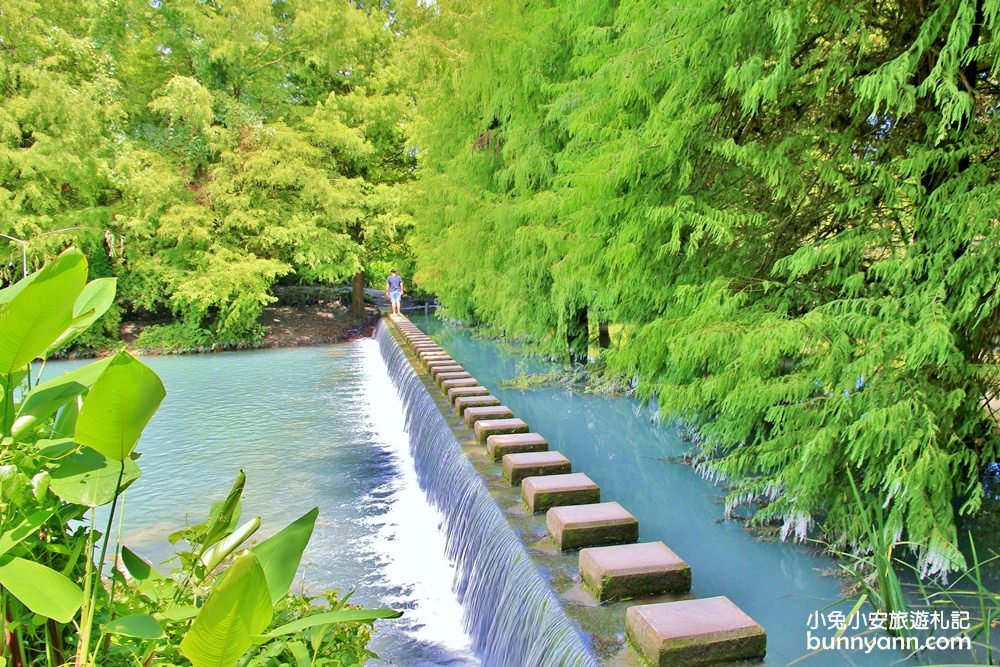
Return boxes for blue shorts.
[389,289,402,305]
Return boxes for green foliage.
[0,251,400,666]
[134,321,214,352]
[1,0,415,345]
[405,0,1000,573]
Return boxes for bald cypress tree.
[407,0,1000,573]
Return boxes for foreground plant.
[0,248,400,667]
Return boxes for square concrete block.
[420,352,451,363]
[455,395,501,414]
[430,364,464,379]
[486,432,548,461]
[463,405,514,428]
[501,451,571,485]
[474,417,529,442]
[447,386,490,403]
[546,502,638,551]
[437,371,473,387]
[425,358,457,371]
[626,597,766,666]
[441,377,479,393]
[522,473,600,513]
[580,541,690,601]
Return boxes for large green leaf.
[121,546,162,582]
[258,608,402,639]
[250,508,318,604]
[74,351,165,461]
[0,556,83,623]
[11,357,113,440]
[44,277,118,357]
[198,470,246,551]
[0,509,53,556]
[180,552,273,667]
[102,614,163,640]
[49,446,141,507]
[0,248,87,375]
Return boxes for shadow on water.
[412,314,999,667]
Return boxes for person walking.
[385,269,404,315]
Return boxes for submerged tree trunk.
[567,307,589,365]
[598,321,611,349]
[351,270,365,321]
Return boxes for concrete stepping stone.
[546,502,638,551]
[447,386,490,403]
[501,450,570,484]
[424,358,457,371]
[419,351,450,362]
[437,371,473,387]
[626,596,766,666]
[430,364,465,379]
[522,472,600,513]
[441,377,479,393]
[486,432,548,461]
[455,395,501,414]
[474,417,529,442]
[580,541,690,601]
[463,405,514,428]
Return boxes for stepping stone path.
[430,364,465,379]
[455,395,502,414]
[501,451,571,485]
[626,596,766,666]
[546,501,638,551]
[448,386,490,403]
[441,377,480,392]
[437,371,473,387]
[486,432,548,461]
[579,541,690,601]
[474,417,529,442]
[389,314,767,665]
[463,405,514,428]
[522,472,600,513]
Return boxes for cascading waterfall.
[377,323,598,667]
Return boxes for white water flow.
[357,339,477,663]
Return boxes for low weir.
[377,322,599,666]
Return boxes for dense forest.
[2,0,414,347]
[404,0,1000,576]
[4,0,999,576]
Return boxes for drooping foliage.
[0,0,414,344]
[405,0,1000,573]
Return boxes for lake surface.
[49,341,478,666]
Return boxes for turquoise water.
[47,342,477,666]
[411,314,991,666]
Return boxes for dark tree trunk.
[351,270,365,320]
[567,307,589,365]
[598,321,611,349]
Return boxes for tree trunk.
[598,321,611,349]
[566,307,589,365]
[351,270,365,321]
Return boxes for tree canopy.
[404,0,1000,573]
[1,0,414,343]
